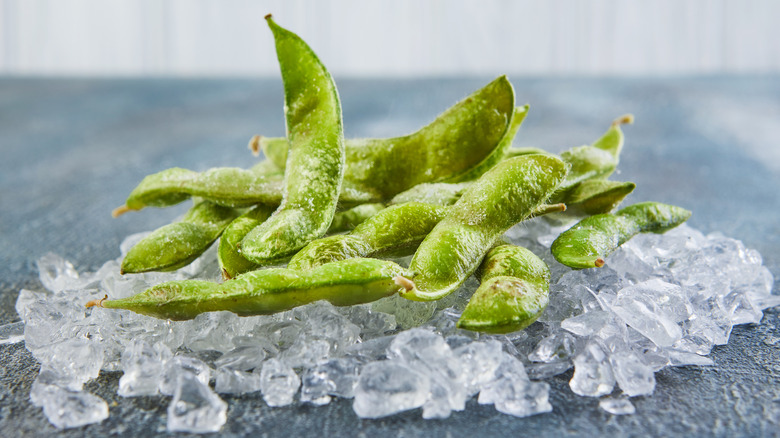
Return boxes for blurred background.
[2,0,779,78]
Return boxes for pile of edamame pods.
[92,16,691,334]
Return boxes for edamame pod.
[218,204,276,279]
[94,258,413,320]
[457,244,550,334]
[503,146,549,159]
[259,77,518,199]
[121,201,242,274]
[551,201,691,269]
[402,154,567,301]
[327,203,386,234]
[240,16,346,263]
[288,202,449,270]
[218,203,387,279]
[550,115,632,201]
[389,182,471,206]
[562,179,636,216]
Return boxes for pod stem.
[594,258,606,268]
[112,205,132,218]
[612,114,634,127]
[529,203,566,218]
[248,135,262,157]
[86,294,108,308]
[393,276,415,292]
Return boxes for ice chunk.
[37,253,86,293]
[23,298,84,354]
[529,332,579,363]
[259,358,300,407]
[167,372,227,434]
[526,361,573,380]
[279,338,330,368]
[215,367,263,394]
[353,360,431,418]
[38,339,104,391]
[0,321,25,345]
[609,350,655,396]
[371,294,437,329]
[610,279,687,347]
[31,373,108,429]
[666,349,714,367]
[478,354,529,405]
[118,340,172,397]
[159,355,212,396]
[185,312,241,353]
[339,305,396,339]
[454,340,504,396]
[214,345,268,371]
[599,394,636,415]
[300,358,361,405]
[494,381,552,418]
[15,289,48,320]
[569,341,615,397]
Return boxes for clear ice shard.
[159,355,212,396]
[215,367,264,394]
[259,358,300,407]
[609,350,655,396]
[300,358,361,405]
[569,341,615,397]
[454,340,504,396]
[167,372,227,434]
[38,339,104,391]
[118,340,172,397]
[599,394,636,415]
[610,279,686,347]
[31,375,108,429]
[353,360,431,419]
[529,331,579,363]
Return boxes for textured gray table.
[1,77,779,437]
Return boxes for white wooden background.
[1,0,779,77]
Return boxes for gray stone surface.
[1,77,779,436]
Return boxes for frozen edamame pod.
[562,179,636,216]
[218,204,276,279]
[288,202,449,270]
[218,203,386,279]
[327,203,386,234]
[389,182,472,206]
[457,244,550,334]
[551,201,691,269]
[551,114,633,200]
[259,76,517,199]
[92,258,413,320]
[121,200,242,274]
[113,162,379,216]
[240,16,346,263]
[503,146,549,159]
[401,154,567,301]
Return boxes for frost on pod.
[12,219,779,431]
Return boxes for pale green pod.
[240,16,346,264]
[219,202,387,279]
[551,201,691,269]
[121,200,242,274]
[218,204,276,279]
[402,154,567,301]
[327,203,386,233]
[288,202,449,271]
[563,179,636,216]
[457,244,550,334]
[98,258,413,320]
[389,182,471,206]
[260,76,518,200]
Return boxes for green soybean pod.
[402,154,567,301]
[551,201,691,269]
[218,202,386,279]
[288,202,449,271]
[389,182,472,206]
[503,146,549,159]
[258,76,517,199]
[121,200,242,274]
[218,204,277,279]
[457,244,550,334]
[94,258,413,320]
[562,179,636,216]
[551,114,633,199]
[240,16,346,264]
[327,203,386,233]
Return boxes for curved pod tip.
[612,114,634,126]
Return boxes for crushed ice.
[14,224,779,431]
